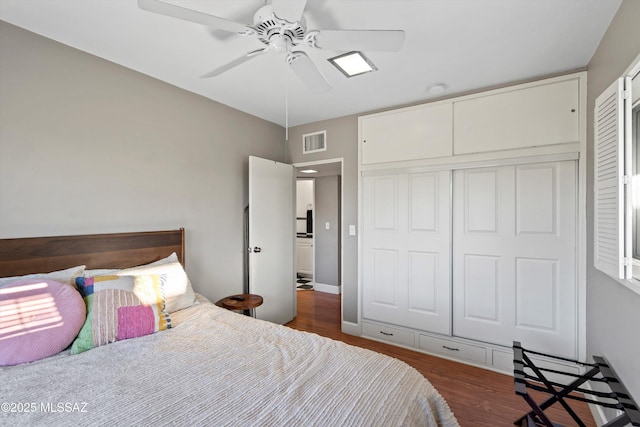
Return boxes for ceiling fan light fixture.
[328,51,377,77]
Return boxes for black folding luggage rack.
[513,341,640,427]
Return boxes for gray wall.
[586,0,640,410]
[314,175,340,288]
[288,116,358,323]
[0,21,286,303]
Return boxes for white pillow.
[83,268,119,277]
[116,253,196,313]
[0,265,86,288]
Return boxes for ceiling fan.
[138,0,405,92]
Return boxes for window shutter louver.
[594,78,628,279]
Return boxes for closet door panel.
[464,168,501,234]
[462,254,501,323]
[409,174,438,231]
[516,165,557,234]
[372,176,398,231]
[515,257,557,330]
[364,176,401,312]
[453,161,577,358]
[371,249,398,306]
[362,170,451,334]
[455,166,515,340]
[408,251,438,313]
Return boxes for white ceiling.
[0,0,622,127]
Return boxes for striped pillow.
[71,275,171,354]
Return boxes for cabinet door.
[362,170,451,334]
[452,161,577,358]
[297,241,313,275]
[453,79,579,154]
[361,103,453,164]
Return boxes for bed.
[0,229,458,426]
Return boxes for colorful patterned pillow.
[117,254,196,313]
[71,274,171,354]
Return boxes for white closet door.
[452,161,577,358]
[362,170,451,334]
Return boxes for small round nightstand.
[215,293,263,317]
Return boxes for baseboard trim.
[583,381,616,426]
[313,282,341,294]
[588,403,607,427]
[341,321,361,336]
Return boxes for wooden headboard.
[0,228,185,277]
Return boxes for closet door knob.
[253,246,262,253]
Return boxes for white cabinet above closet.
[359,73,583,169]
[360,102,453,164]
[453,79,580,155]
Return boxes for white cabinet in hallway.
[296,238,313,276]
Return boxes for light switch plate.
[349,225,356,236]
[325,222,330,230]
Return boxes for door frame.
[295,177,315,286]
[293,158,344,304]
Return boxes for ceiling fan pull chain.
[285,56,289,141]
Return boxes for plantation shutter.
[594,78,628,279]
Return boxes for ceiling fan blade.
[288,51,331,92]
[271,0,307,23]
[315,30,405,52]
[138,0,249,34]
[201,49,267,78]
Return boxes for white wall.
[0,21,286,303]
[586,0,640,413]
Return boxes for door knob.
[253,246,262,253]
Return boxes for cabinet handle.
[442,345,460,351]
[380,331,394,336]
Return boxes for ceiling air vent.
[303,130,326,154]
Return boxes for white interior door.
[452,161,577,358]
[249,156,296,324]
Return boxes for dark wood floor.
[285,290,596,427]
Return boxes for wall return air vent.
[303,130,326,154]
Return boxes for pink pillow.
[0,279,86,366]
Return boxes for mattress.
[0,295,458,426]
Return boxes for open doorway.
[294,159,343,296]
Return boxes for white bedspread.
[0,296,458,426]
